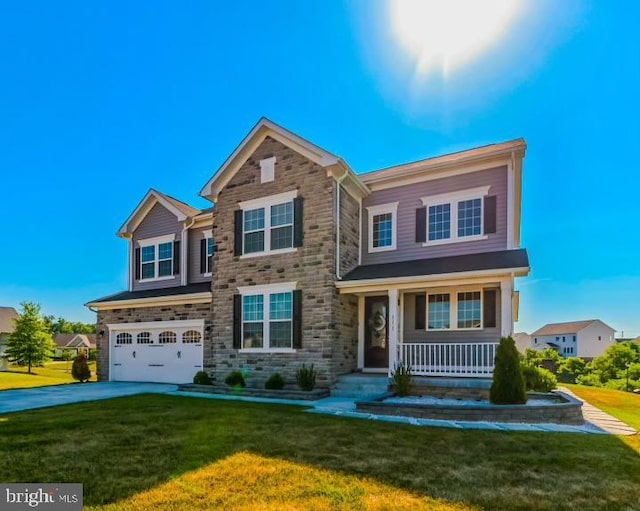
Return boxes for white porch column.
[500,279,514,338]
[388,288,399,376]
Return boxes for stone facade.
[207,136,360,388]
[96,303,213,381]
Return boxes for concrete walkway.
[0,382,177,414]
[559,386,637,436]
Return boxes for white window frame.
[237,282,297,353]
[203,229,213,276]
[366,202,398,253]
[421,186,490,247]
[137,234,176,282]
[238,190,298,258]
[425,288,484,331]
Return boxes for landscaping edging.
[356,391,584,425]
[177,384,329,401]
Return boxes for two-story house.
[87,118,530,386]
[531,320,615,359]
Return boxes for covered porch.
[336,251,529,378]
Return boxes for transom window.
[422,187,489,245]
[182,330,202,343]
[136,332,152,344]
[367,202,398,253]
[116,333,132,344]
[158,331,177,344]
[138,235,175,280]
[241,287,294,350]
[426,291,483,331]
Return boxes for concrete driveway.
[0,382,176,414]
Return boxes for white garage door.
[108,320,204,384]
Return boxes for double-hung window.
[367,202,398,252]
[421,186,490,245]
[201,230,214,275]
[426,290,483,330]
[237,190,298,257]
[237,283,298,352]
[137,234,175,281]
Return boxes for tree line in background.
[3,302,96,378]
[523,342,640,392]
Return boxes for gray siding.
[188,226,213,284]
[132,203,183,291]
[362,166,508,265]
[402,289,501,343]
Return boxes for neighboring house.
[0,306,19,371]
[513,332,531,353]
[53,334,96,357]
[87,118,530,386]
[531,320,616,359]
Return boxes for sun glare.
[391,0,522,74]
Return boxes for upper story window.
[136,234,177,282]
[419,186,494,247]
[201,230,214,276]
[235,190,302,258]
[367,203,398,253]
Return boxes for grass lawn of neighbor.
[0,385,639,510]
[0,361,96,390]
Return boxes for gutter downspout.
[335,173,347,280]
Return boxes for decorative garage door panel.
[109,320,204,384]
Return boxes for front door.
[364,296,389,369]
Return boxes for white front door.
[109,320,204,384]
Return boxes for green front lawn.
[0,361,96,390]
[1,388,639,510]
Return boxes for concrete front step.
[331,373,390,398]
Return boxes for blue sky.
[0,1,638,336]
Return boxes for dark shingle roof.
[88,282,212,304]
[341,249,529,282]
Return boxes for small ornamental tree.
[72,352,92,383]
[5,302,55,373]
[490,336,527,405]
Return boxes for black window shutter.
[292,290,302,349]
[134,248,141,280]
[173,240,180,275]
[200,239,207,273]
[415,294,426,330]
[234,210,243,256]
[415,207,427,243]
[483,289,497,328]
[293,197,304,247]
[484,196,497,234]
[233,295,242,349]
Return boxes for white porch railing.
[399,342,499,378]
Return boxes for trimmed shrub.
[576,373,602,386]
[490,337,527,404]
[604,378,640,392]
[225,371,246,387]
[71,353,91,383]
[522,364,557,392]
[193,370,211,385]
[391,362,412,397]
[296,364,316,391]
[265,373,285,390]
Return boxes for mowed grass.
[0,391,639,511]
[0,361,96,390]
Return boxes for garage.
[108,320,204,384]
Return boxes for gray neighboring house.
[531,320,616,359]
[0,307,19,371]
[87,118,530,386]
